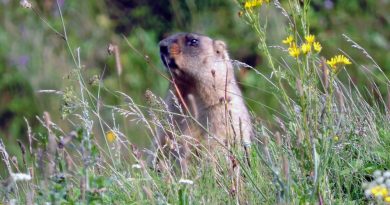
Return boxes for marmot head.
[159,33,231,80]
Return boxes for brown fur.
[152,33,252,170]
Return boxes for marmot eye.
[187,38,199,47]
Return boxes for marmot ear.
[214,40,226,55]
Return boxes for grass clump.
[0,0,389,204]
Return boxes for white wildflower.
[383,171,390,178]
[364,189,372,198]
[376,176,385,184]
[10,173,32,181]
[20,0,32,8]
[179,179,194,185]
[373,170,382,178]
[243,141,251,148]
[131,164,142,169]
[9,199,17,205]
[385,179,390,188]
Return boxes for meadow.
[1,0,390,204]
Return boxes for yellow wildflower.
[370,186,389,198]
[326,54,352,70]
[244,0,263,9]
[288,44,300,58]
[305,34,315,44]
[381,188,388,196]
[340,55,351,65]
[282,35,294,46]
[301,43,311,55]
[333,136,339,142]
[313,41,322,53]
[327,59,336,69]
[106,130,117,143]
[385,196,390,202]
[371,186,381,195]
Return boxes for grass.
[1,0,390,204]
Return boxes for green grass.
[1,0,390,204]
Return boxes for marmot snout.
[153,33,253,168]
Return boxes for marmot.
[152,33,252,170]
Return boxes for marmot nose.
[159,39,169,56]
[160,44,169,56]
[159,40,170,67]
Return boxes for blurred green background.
[0,0,389,154]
